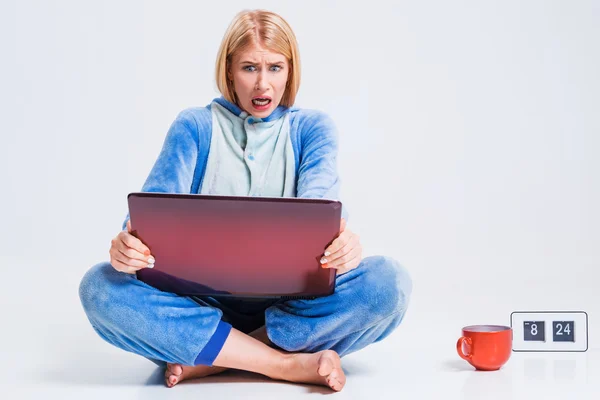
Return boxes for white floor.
[3,256,599,399]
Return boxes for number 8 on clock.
[524,321,545,342]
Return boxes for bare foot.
[164,326,273,387]
[280,350,346,392]
[164,362,228,387]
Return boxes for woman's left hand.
[320,218,363,275]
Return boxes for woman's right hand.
[109,219,155,274]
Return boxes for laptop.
[127,192,342,299]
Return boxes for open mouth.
[252,98,271,106]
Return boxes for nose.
[255,70,268,91]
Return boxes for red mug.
[456,325,512,371]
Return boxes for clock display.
[511,311,587,352]
[553,321,575,342]
[523,321,545,342]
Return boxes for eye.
[243,65,256,72]
[270,65,282,72]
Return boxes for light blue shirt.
[200,101,296,198]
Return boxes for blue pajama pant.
[78,255,412,368]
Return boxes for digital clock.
[511,311,587,352]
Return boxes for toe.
[338,370,347,387]
[332,380,343,392]
[335,372,346,390]
[328,371,344,391]
[316,351,346,391]
[328,371,339,388]
[166,363,183,377]
[165,363,184,388]
[172,364,183,376]
[328,369,338,381]
[317,354,334,376]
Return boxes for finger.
[110,258,138,274]
[118,244,153,264]
[112,250,149,270]
[322,240,352,267]
[127,219,132,233]
[325,244,362,270]
[323,230,352,258]
[110,246,145,267]
[110,237,151,264]
[326,245,360,269]
[119,231,151,256]
[323,232,358,262]
[117,248,153,268]
[333,253,362,276]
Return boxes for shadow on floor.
[439,359,475,372]
[39,353,368,394]
[147,367,336,394]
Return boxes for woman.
[79,9,412,392]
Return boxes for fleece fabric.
[200,100,296,197]
[79,97,412,367]
[80,255,412,367]
[120,96,349,230]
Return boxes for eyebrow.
[240,60,285,65]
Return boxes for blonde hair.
[215,10,301,107]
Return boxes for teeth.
[252,98,270,106]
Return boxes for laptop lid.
[127,192,342,299]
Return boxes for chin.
[253,110,271,118]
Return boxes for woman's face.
[228,43,290,118]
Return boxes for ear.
[227,64,233,82]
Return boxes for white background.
[1,0,598,398]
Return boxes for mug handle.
[456,336,473,361]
